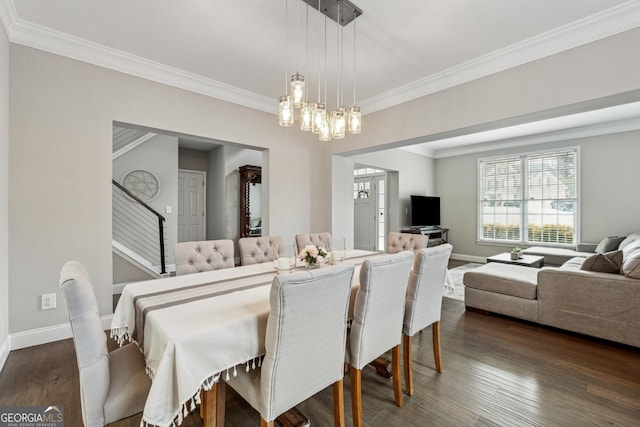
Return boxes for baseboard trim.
[451,253,486,264]
[10,315,113,350]
[0,335,10,373]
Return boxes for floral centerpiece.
[298,244,328,268]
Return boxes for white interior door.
[354,177,376,250]
[178,170,206,242]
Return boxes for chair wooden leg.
[350,368,363,427]
[333,379,345,427]
[432,321,442,373]
[202,381,226,427]
[391,345,403,407]
[261,418,274,427]
[403,334,414,396]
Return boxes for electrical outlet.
[41,293,56,310]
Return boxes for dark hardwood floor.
[2,273,639,426]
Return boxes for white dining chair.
[403,244,453,395]
[386,232,429,253]
[295,232,332,253]
[347,251,415,427]
[174,239,235,275]
[59,261,151,427]
[238,235,283,265]
[225,263,355,427]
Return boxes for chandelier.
[278,0,362,140]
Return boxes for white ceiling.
[2,0,640,156]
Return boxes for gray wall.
[178,147,210,172]
[0,19,9,357]
[8,44,316,336]
[435,131,640,258]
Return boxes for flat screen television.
[410,195,441,227]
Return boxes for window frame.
[477,146,580,248]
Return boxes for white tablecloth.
[111,250,378,427]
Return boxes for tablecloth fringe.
[110,325,130,347]
[139,355,264,427]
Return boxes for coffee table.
[486,252,544,268]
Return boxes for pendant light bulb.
[312,103,326,134]
[279,95,294,127]
[300,102,314,131]
[290,73,305,108]
[348,106,361,134]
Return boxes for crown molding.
[1,1,276,114]
[360,0,640,114]
[1,1,639,116]
[0,0,17,36]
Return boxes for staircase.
[112,126,171,280]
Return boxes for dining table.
[111,250,382,427]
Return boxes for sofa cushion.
[622,240,640,260]
[618,232,640,251]
[463,263,538,300]
[521,246,592,267]
[595,236,626,253]
[559,256,586,271]
[622,248,640,279]
[580,250,623,274]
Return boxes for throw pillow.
[580,250,623,274]
[622,249,640,279]
[595,236,626,253]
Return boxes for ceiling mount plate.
[301,0,362,26]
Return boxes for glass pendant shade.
[312,103,326,134]
[278,95,294,127]
[348,106,361,134]
[290,73,305,108]
[330,108,346,139]
[300,102,314,131]
[319,117,331,141]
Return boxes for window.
[478,148,578,246]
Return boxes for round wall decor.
[121,169,160,202]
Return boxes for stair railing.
[112,179,167,274]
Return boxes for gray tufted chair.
[348,251,415,427]
[59,261,151,427]
[295,232,332,253]
[386,232,429,254]
[403,244,453,395]
[174,239,235,275]
[226,263,355,427]
[238,236,283,266]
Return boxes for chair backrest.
[59,261,110,427]
[386,232,429,254]
[174,239,235,275]
[295,232,332,253]
[260,263,355,421]
[403,244,453,336]
[349,251,415,370]
[238,236,283,266]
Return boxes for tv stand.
[402,226,449,247]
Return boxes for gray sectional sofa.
[464,233,640,348]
